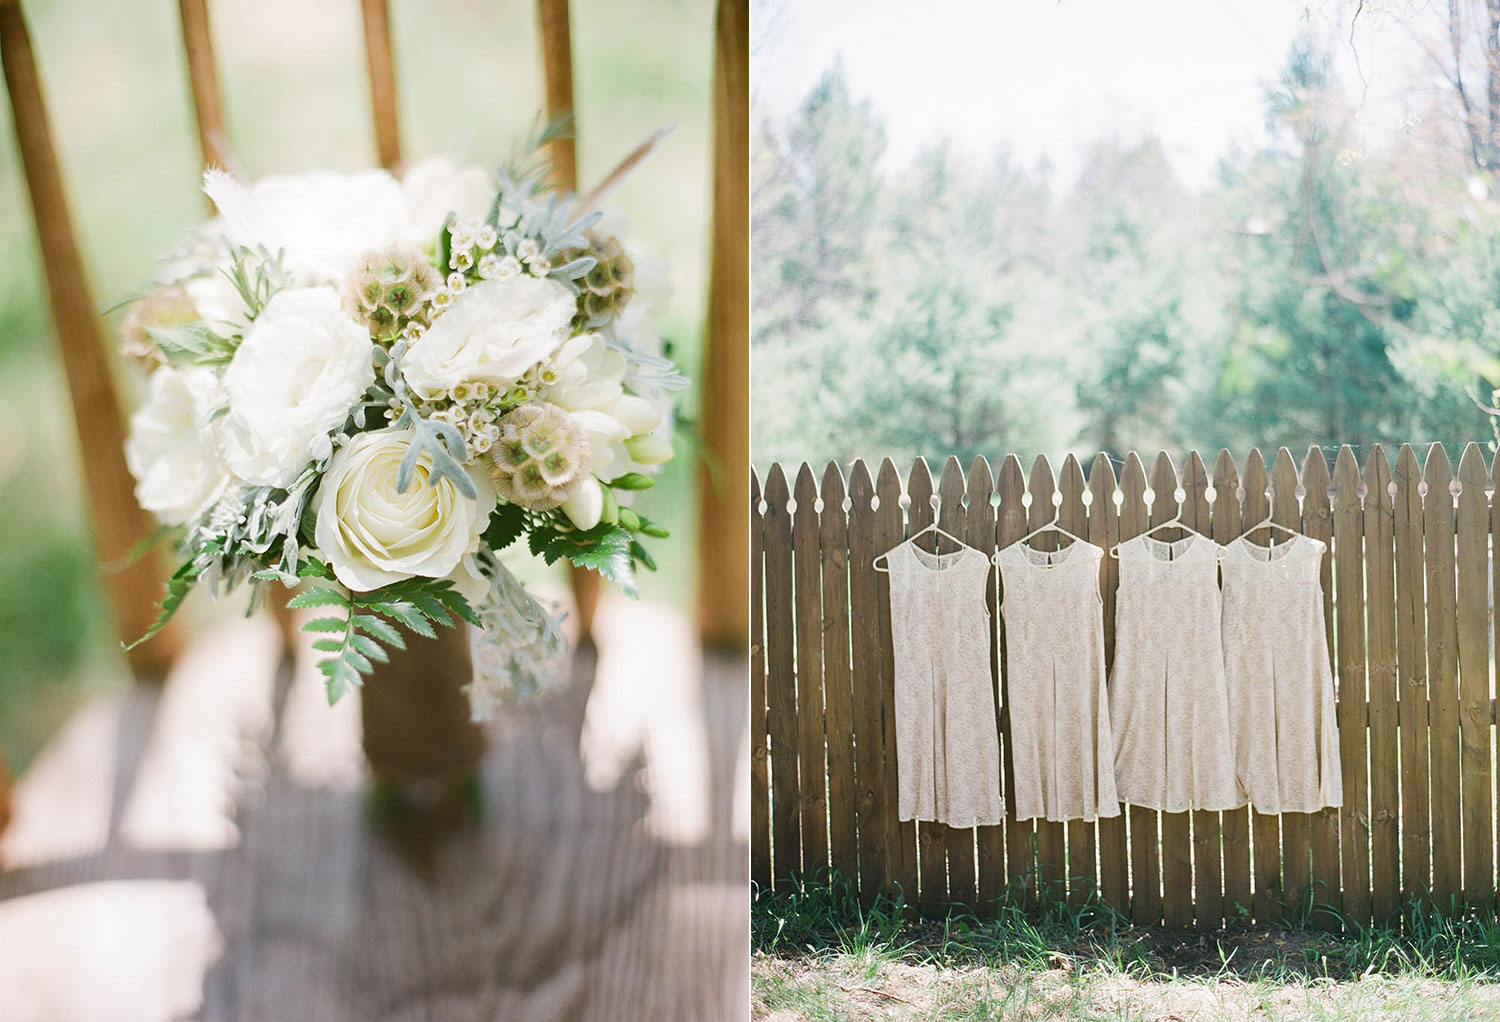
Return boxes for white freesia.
[203,168,406,281]
[401,277,575,400]
[544,333,665,479]
[401,157,492,245]
[220,287,374,488]
[125,366,231,526]
[314,429,494,592]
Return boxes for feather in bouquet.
[119,125,688,718]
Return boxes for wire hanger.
[873,519,972,573]
[1239,514,1301,546]
[998,511,1087,563]
[1108,510,1206,559]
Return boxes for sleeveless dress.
[1110,532,1243,811]
[885,541,1005,827]
[996,539,1120,822]
[1221,535,1343,813]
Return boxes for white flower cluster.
[121,152,685,715]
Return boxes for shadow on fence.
[750,443,1500,931]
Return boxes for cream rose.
[314,428,494,592]
[125,365,231,525]
[543,333,665,480]
[401,277,575,400]
[400,157,493,245]
[220,287,375,488]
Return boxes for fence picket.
[1455,443,1491,906]
[1364,446,1400,922]
[1212,450,1253,919]
[1058,455,1096,908]
[793,466,828,876]
[1394,443,1429,911]
[876,459,916,905]
[763,465,799,882]
[821,463,857,882]
[1153,452,1192,931]
[1272,449,1313,920]
[997,455,1032,904]
[967,457,1005,914]
[1028,456,1067,904]
[847,461,886,903]
[1183,452,1221,930]
[1090,454,1129,914]
[1302,446,1342,927]
[1119,454,1158,925]
[1331,446,1368,927]
[1242,449,1283,922]
[938,457,977,908]
[750,469,769,890]
[1424,444,1461,912]
[906,459,946,912]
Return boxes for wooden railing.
[751,444,1499,929]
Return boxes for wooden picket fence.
[750,443,1500,930]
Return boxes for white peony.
[543,333,664,480]
[314,428,494,592]
[125,366,231,525]
[401,277,576,400]
[220,287,375,488]
[401,157,493,245]
[203,168,407,282]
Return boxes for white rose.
[203,168,407,281]
[543,333,665,479]
[401,277,575,400]
[220,287,375,488]
[401,157,493,245]
[314,429,494,592]
[125,366,231,525]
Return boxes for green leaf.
[608,472,656,491]
[123,544,220,652]
[286,586,348,609]
[411,593,453,628]
[303,616,348,633]
[483,501,529,552]
[349,633,389,664]
[311,638,344,653]
[355,614,406,648]
[148,322,237,366]
[380,600,436,638]
[342,646,374,674]
[629,539,657,572]
[540,523,638,597]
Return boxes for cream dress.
[885,541,1005,827]
[996,539,1120,822]
[1221,535,1342,813]
[1110,532,1244,812]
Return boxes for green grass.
[752,872,1500,1021]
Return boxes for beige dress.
[1221,535,1342,813]
[886,540,1005,827]
[996,539,1119,822]
[1110,533,1244,812]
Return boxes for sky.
[752,0,1455,190]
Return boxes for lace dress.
[885,540,1005,827]
[1221,535,1342,813]
[1110,532,1243,812]
[996,539,1119,822]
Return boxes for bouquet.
[119,128,687,718]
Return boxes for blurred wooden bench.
[0,0,748,1015]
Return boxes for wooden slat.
[1455,443,1491,906]
[749,469,769,889]
[821,463,857,883]
[907,459,945,913]
[1090,454,1128,914]
[0,736,10,838]
[847,461,886,903]
[875,459,915,905]
[1302,447,1341,927]
[1272,448,1313,921]
[792,465,828,876]
[1058,455,1096,909]
[536,0,579,190]
[762,465,799,882]
[696,0,750,648]
[1119,453,1158,925]
[996,455,1031,904]
[1331,446,1369,927]
[938,457,976,908]
[1153,452,1192,931]
[1393,443,1429,910]
[1242,448,1282,923]
[0,0,180,677]
[1424,443,1461,912]
[359,0,402,170]
[1212,450,1253,919]
[1183,452,1221,931]
[967,456,1004,914]
[1028,456,1066,906]
[1364,445,1400,922]
[176,0,233,173]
